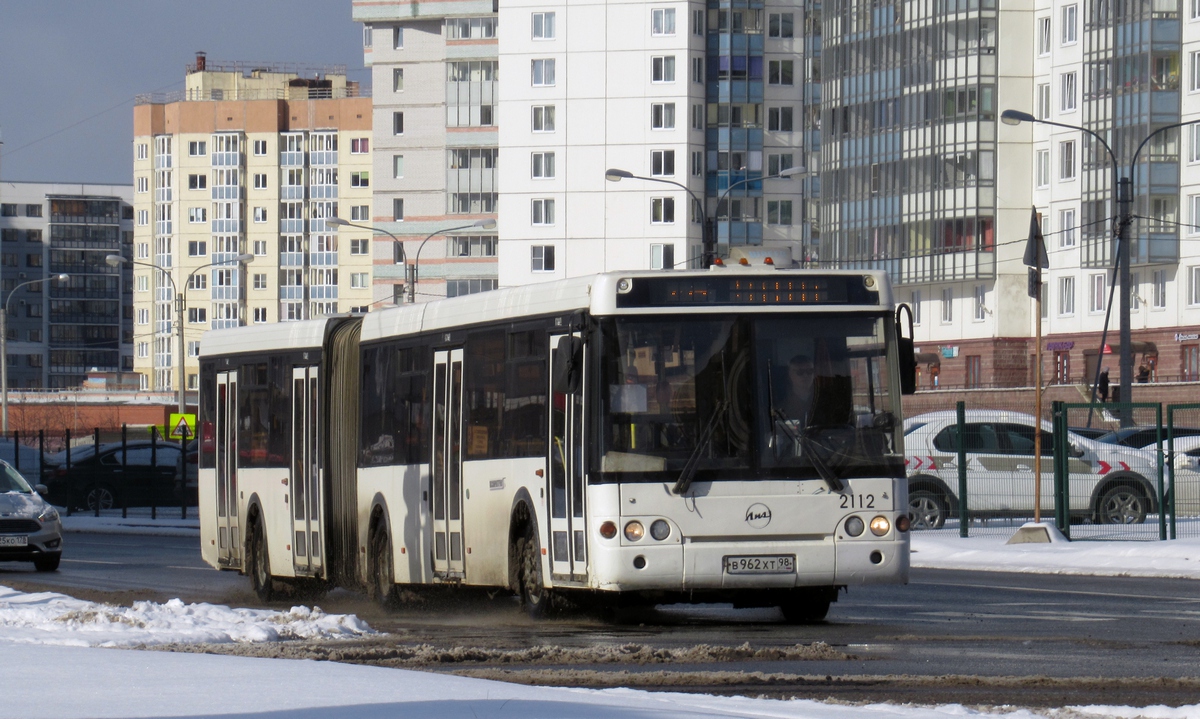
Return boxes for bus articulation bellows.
[198,269,917,622]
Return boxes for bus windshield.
[597,313,904,483]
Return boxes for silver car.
[0,460,63,572]
[904,410,1159,528]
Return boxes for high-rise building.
[132,55,373,394]
[0,182,133,389]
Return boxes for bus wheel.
[779,588,834,624]
[247,520,274,603]
[517,526,549,618]
[370,525,395,608]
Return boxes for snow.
[0,514,1190,718]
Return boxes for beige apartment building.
[132,54,372,394]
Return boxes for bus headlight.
[623,521,645,541]
[649,519,671,540]
[844,516,865,537]
[599,521,617,539]
[869,516,891,536]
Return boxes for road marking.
[165,565,210,571]
[913,578,1200,603]
[62,558,123,565]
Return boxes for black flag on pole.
[1023,206,1049,269]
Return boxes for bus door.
[432,348,465,576]
[548,333,587,579]
[215,371,240,568]
[291,365,323,576]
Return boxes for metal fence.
[905,398,1200,540]
[1,425,194,519]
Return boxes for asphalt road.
[4,531,1200,706]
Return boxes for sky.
[0,0,369,185]
[0,514,1196,717]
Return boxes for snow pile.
[0,585,373,647]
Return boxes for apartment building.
[0,182,133,389]
[132,55,372,393]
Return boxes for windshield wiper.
[771,408,844,493]
[672,398,728,495]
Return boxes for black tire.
[85,484,117,512]
[369,524,395,608]
[908,488,948,530]
[247,520,274,602]
[516,525,549,618]
[779,588,834,624]
[34,554,61,572]
[1096,482,1148,524]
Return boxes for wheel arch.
[1089,472,1158,515]
[907,474,958,511]
[508,488,539,591]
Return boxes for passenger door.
[548,333,586,580]
[291,365,323,577]
[432,348,465,577]
[215,371,240,568]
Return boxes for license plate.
[723,554,795,575]
[0,536,28,547]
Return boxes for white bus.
[198,269,916,622]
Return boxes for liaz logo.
[745,503,772,528]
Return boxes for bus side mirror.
[896,304,917,395]
[552,336,583,394]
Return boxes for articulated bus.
[198,269,917,621]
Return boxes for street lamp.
[1,274,69,432]
[330,218,497,304]
[1001,109,1199,424]
[106,253,253,415]
[605,166,803,267]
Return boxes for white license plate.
[0,536,28,547]
[723,554,795,575]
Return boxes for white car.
[903,410,1160,529]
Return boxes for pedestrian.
[1137,364,1150,383]
[1098,367,1110,403]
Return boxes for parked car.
[1096,425,1200,448]
[0,459,62,572]
[40,440,191,511]
[904,410,1160,529]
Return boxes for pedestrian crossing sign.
[170,413,196,440]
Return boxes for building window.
[253,173,267,189]
[1059,276,1076,316]
[188,174,207,190]
[651,150,675,177]
[768,60,794,85]
[652,55,676,82]
[766,200,792,225]
[253,140,267,156]
[392,67,404,93]
[532,59,556,86]
[188,207,206,223]
[393,112,404,135]
[351,239,369,255]
[767,153,794,176]
[449,236,497,257]
[768,13,794,37]
[351,172,370,188]
[188,241,207,257]
[532,152,556,179]
[768,107,794,131]
[911,290,922,325]
[941,287,953,323]
[393,26,404,48]
[136,177,148,193]
[1061,4,1078,44]
[691,103,703,130]
[532,11,555,38]
[1060,140,1076,180]
[692,57,703,83]
[1038,16,1051,55]
[1190,267,1200,306]
[136,144,148,160]
[1061,72,1077,112]
[188,307,207,324]
[1153,269,1168,308]
[650,243,675,270]
[651,197,675,223]
[1091,272,1107,312]
[350,205,370,221]
[531,245,556,271]
[393,198,404,222]
[1037,83,1051,120]
[189,141,207,156]
[691,151,703,177]
[651,7,676,35]
[532,105,556,132]
[0,205,14,217]
[446,279,498,297]
[532,199,555,225]
[253,207,267,223]
[1036,149,1051,188]
[651,103,676,129]
[188,273,207,291]
[252,307,267,324]
[1060,208,1077,247]
[966,356,982,389]
[351,272,369,289]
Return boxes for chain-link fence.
[0,425,194,519]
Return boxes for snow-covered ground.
[0,514,1194,718]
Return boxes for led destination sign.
[615,275,881,308]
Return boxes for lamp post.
[106,254,252,415]
[1001,109,1200,425]
[329,218,497,305]
[605,167,803,267]
[2,274,69,432]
